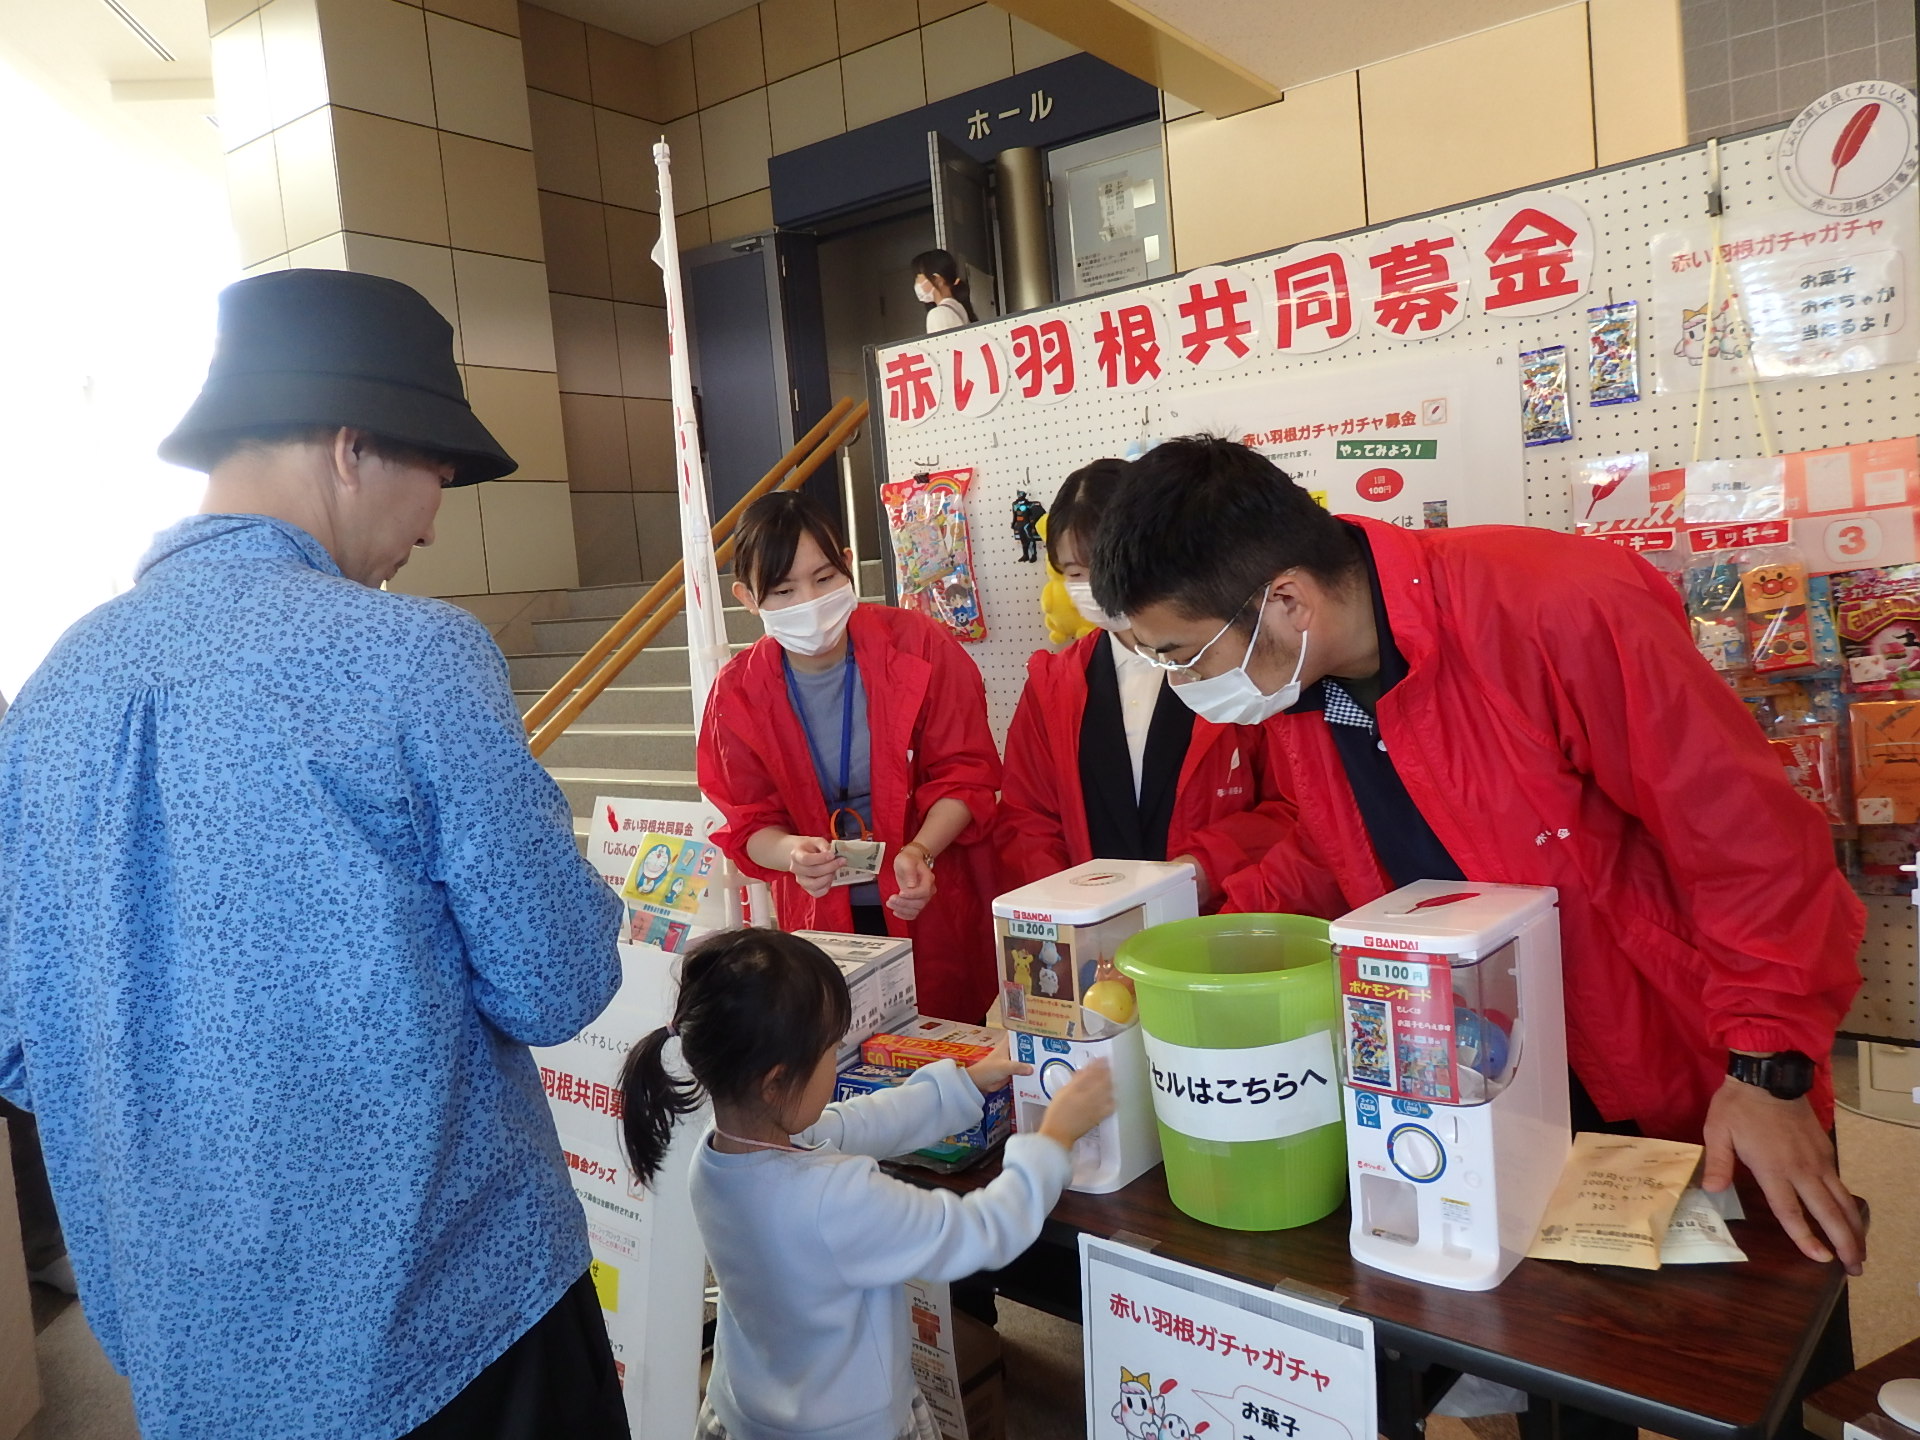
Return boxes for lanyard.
[783,644,869,841]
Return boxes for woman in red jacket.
[994,460,1296,907]
[697,491,1002,1023]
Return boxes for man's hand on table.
[1702,1075,1864,1275]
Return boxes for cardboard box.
[832,1064,1012,1169]
[0,1121,43,1440]
[862,1017,1000,1071]
[955,1311,1006,1440]
[794,932,918,1063]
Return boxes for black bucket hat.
[159,268,516,486]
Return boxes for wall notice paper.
[534,796,725,1440]
[1650,203,1920,391]
[1527,1132,1704,1270]
[1164,349,1525,530]
[1082,1235,1376,1440]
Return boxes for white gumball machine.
[991,860,1198,1193]
[1329,881,1570,1291]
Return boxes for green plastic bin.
[1116,914,1346,1231]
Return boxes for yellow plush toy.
[1038,513,1097,645]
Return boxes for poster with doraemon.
[619,827,719,953]
[1080,1236,1375,1440]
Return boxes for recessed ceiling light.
[100,0,175,63]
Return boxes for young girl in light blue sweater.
[621,928,1112,1440]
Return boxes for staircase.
[509,561,890,841]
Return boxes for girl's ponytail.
[619,1024,703,1187]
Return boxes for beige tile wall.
[1167,1,1689,269]
[519,1,676,587]
[209,0,579,600]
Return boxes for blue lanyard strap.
[783,643,858,821]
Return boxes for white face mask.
[758,582,856,656]
[1065,579,1127,632]
[914,279,938,304]
[1171,591,1310,726]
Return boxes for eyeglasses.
[1133,588,1265,679]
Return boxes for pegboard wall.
[867,122,1920,1043]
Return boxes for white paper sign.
[1140,1030,1341,1143]
[1650,205,1920,391]
[1164,349,1527,530]
[1082,1236,1376,1440]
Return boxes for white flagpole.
[653,142,768,927]
[652,141,729,731]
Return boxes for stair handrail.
[526,397,870,759]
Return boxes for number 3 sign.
[1798,509,1918,571]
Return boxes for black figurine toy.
[1011,490,1045,563]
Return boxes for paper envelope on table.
[1527,1132,1703,1270]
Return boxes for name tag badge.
[830,837,886,887]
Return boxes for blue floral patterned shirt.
[0,514,623,1439]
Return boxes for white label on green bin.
[1139,1030,1341,1143]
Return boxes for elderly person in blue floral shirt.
[0,271,626,1440]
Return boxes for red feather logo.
[1829,103,1880,194]
[606,804,619,832]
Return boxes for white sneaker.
[28,1254,77,1295]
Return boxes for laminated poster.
[620,829,718,954]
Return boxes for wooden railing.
[525,397,870,758]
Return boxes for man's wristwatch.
[1727,1049,1815,1100]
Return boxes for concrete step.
[537,723,697,772]
[549,766,702,815]
[567,557,888,620]
[509,644,733,691]
[532,604,765,653]
[517,684,691,726]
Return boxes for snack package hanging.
[882,468,988,642]
[1683,523,1819,677]
[1851,699,1920,824]
[1520,345,1573,446]
[1768,720,1847,823]
[1740,557,1816,673]
[1587,300,1641,406]
[1829,564,1920,692]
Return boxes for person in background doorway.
[913,249,975,333]
[1091,436,1866,1281]
[0,270,626,1440]
[699,491,1002,1023]
[995,460,1299,907]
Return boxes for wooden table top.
[903,1155,1849,1440]
[1804,1338,1920,1440]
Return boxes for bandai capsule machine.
[1329,881,1570,1291]
[991,859,1199,1193]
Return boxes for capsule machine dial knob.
[1387,1123,1446,1182]
[1039,1057,1076,1098]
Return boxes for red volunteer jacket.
[1225,518,1863,1141]
[994,631,1297,902]
[698,604,1002,1023]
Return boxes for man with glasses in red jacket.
[1092,436,1865,1281]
